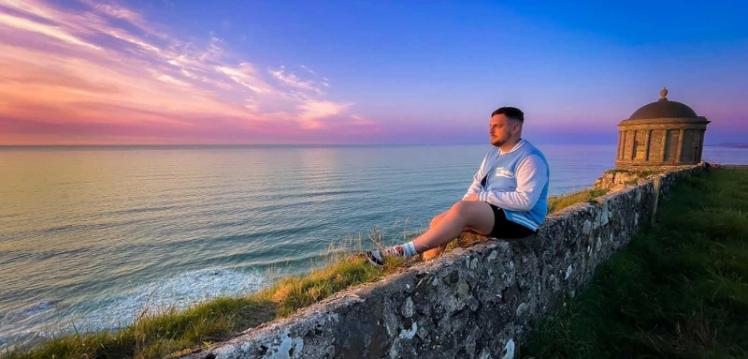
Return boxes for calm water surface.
[0,144,745,347]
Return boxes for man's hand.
[464,193,479,201]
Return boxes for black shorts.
[488,204,536,239]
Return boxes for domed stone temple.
[616,88,709,167]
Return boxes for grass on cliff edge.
[523,167,748,358]
[1,254,407,359]
[547,188,608,214]
[3,187,613,359]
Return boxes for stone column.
[660,130,668,162]
[617,131,623,160]
[630,130,636,160]
[675,128,685,163]
[644,129,652,161]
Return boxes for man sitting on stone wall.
[366,107,550,266]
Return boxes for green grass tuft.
[267,255,403,316]
[547,188,608,214]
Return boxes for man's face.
[489,114,520,147]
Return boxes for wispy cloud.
[0,11,99,50]
[0,0,377,144]
[270,66,326,95]
[215,63,269,94]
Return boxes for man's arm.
[479,155,548,211]
[464,193,479,201]
[463,153,489,200]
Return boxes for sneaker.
[364,249,384,267]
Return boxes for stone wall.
[594,163,703,192]
[185,164,707,359]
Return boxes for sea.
[1,144,746,348]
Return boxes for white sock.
[383,241,418,257]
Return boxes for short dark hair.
[491,107,524,122]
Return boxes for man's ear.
[512,120,522,135]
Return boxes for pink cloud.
[0,0,378,144]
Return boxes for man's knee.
[449,200,495,231]
[449,200,464,213]
[430,211,448,227]
[449,200,474,218]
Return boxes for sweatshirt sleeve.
[478,155,548,211]
[463,152,489,199]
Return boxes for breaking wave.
[0,268,265,350]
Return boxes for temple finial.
[659,87,668,100]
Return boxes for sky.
[0,0,746,145]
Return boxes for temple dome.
[622,87,707,124]
[630,99,697,119]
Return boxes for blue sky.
[2,0,746,144]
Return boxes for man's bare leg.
[411,200,494,253]
[421,211,449,260]
[365,200,495,266]
[420,211,485,260]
